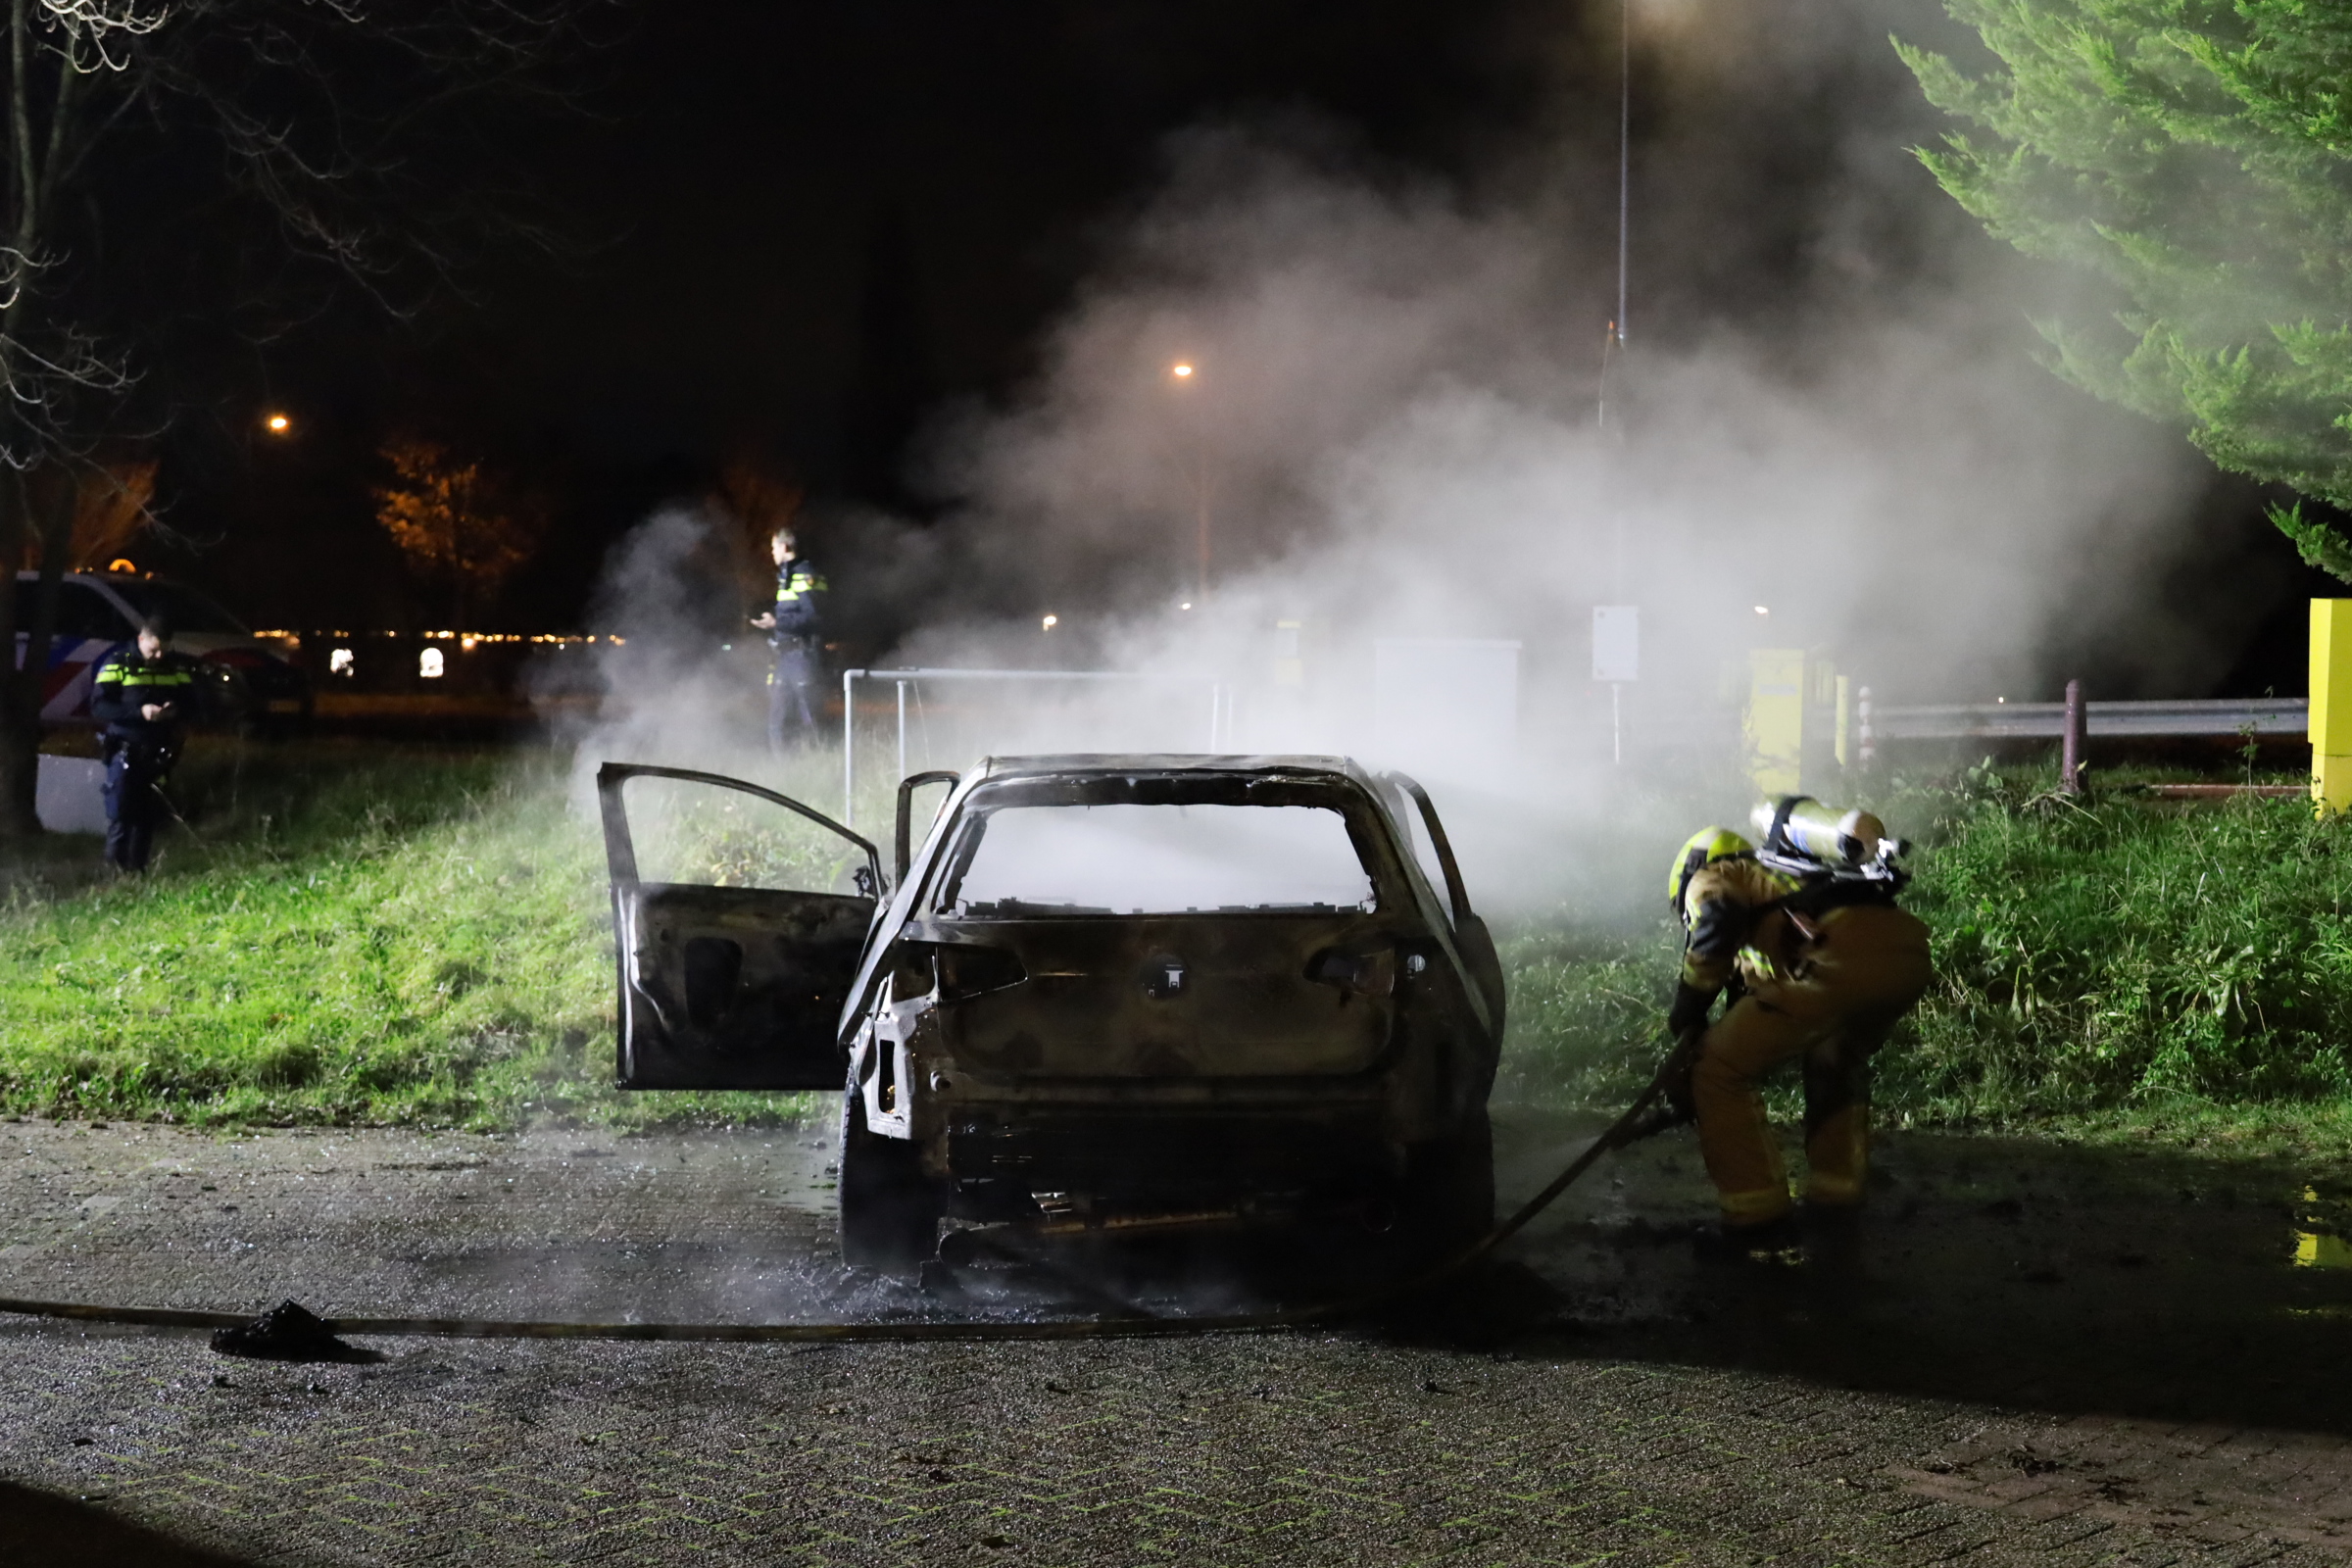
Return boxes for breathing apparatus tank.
[1749,796,1905,880]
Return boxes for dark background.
[115,0,2334,695]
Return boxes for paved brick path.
[0,1117,2345,1565]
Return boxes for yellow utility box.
[2313,601,2352,815]
[1746,650,1847,798]
[1747,650,1807,797]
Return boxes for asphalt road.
[0,1111,2348,1566]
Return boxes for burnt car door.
[598,762,882,1090]
[1384,771,1507,1039]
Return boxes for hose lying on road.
[0,1038,1697,1348]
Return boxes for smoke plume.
[568,0,2243,918]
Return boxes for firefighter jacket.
[1677,856,1809,999]
[89,647,199,741]
[768,558,827,645]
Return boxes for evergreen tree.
[1900,0,2352,577]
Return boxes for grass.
[0,737,837,1131]
[1494,760,2352,1159]
[8,740,2352,1155]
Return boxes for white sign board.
[1592,605,1639,683]
[35,754,106,834]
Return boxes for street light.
[1168,361,1208,604]
[264,413,291,434]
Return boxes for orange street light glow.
[265,413,291,433]
[1171,363,1194,378]
[1041,613,1058,630]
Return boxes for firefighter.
[88,615,197,872]
[1663,804,1933,1248]
[749,524,827,754]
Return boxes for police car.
[11,570,312,727]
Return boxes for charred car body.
[597,755,1505,1268]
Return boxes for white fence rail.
[838,667,1235,829]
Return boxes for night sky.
[120,0,2333,693]
[158,1,1571,634]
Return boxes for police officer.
[749,525,827,754]
[88,615,197,872]
[1664,811,1933,1249]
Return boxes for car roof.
[973,754,1380,786]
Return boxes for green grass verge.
[0,738,823,1131]
[10,743,2352,1153]
[1496,761,2352,1158]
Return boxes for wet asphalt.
[0,1110,2348,1564]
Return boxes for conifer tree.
[1901,0,2352,576]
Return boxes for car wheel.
[838,1085,942,1271]
[1396,1109,1494,1263]
[194,664,259,733]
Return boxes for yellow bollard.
[2312,600,2352,816]
[1747,649,1806,797]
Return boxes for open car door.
[1383,771,1507,1041]
[597,762,882,1090]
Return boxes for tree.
[7,454,154,571]
[1900,0,2352,576]
[712,452,804,609]
[372,440,544,631]
[0,0,581,838]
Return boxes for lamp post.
[1592,0,1637,764]
[1170,361,1209,605]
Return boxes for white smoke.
[563,2,2237,919]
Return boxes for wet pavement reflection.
[1482,1113,2352,1437]
[7,1115,2352,1560]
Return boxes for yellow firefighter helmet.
[1667,826,1754,911]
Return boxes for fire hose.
[0,1036,1698,1350]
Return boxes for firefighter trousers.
[1690,904,1933,1227]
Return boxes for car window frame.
[922,773,1404,921]
[930,798,1382,919]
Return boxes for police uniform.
[1674,845,1932,1228]
[766,555,827,753]
[88,644,197,871]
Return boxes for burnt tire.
[1397,1110,1495,1262]
[838,1089,942,1271]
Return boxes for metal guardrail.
[1874,697,2306,741]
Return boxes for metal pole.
[842,670,858,828]
[1196,465,1211,606]
[896,680,908,783]
[1856,685,1875,769]
[1617,0,1630,348]
[1611,681,1623,765]
[2062,678,2086,794]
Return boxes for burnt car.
[596,754,1506,1269]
